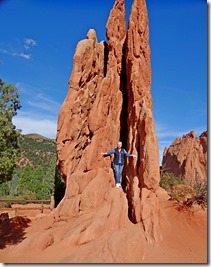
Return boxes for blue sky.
[0,0,207,163]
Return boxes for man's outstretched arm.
[123,149,137,158]
[101,149,115,156]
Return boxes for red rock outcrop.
[56,0,128,229]
[123,0,161,236]
[162,130,207,185]
[55,0,162,245]
[7,0,164,262]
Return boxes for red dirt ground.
[0,200,207,263]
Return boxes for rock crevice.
[56,0,162,243]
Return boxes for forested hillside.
[0,134,65,205]
[18,134,56,167]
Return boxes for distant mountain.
[18,134,56,167]
[23,133,55,141]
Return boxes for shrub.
[184,180,207,209]
[171,184,195,203]
[160,171,207,209]
[160,171,183,191]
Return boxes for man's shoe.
[116,183,121,188]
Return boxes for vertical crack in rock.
[56,0,162,244]
[119,41,128,165]
[103,41,109,77]
[123,0,162,242]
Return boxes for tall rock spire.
[56,0,162,243]
[125,0,160,189]
[121,0,161,241]
[5,1,206,262]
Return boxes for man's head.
[117,141,122,149]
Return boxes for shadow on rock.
[0,213,31,249]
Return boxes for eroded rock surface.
[123,0,161,238]
[55,0,161,245]
[162,130,207,185]
[8,0,163,262]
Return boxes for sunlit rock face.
[56,0,161,245]
[162,130,207,185]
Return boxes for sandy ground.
[142,201,207,263]
[0,200,207,263]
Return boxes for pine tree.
[0,79,21,183]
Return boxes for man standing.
[101,141,137,188]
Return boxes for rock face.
[1,1,207,263]
[124,0,160,231]
[8,0,162,262]
[162,130,207,185]
[55,0,161,246]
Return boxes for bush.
[171,184,195,203]
[160,171,183,191]
[184,180,207,209]
[160,171,207,209]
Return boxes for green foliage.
[0,80,65,203]
[0,181,10,196]
[160,171,207,209]
[0,79,21,183]
[160,171,183,191]
[15,152,56,200]
[0,134,65,202]
[170,184,195,203]
[18,134,56,167]
[184,180,207,209]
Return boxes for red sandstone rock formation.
[162,130,207,185]
[123,0,161,236]
[55,0,163,244]
[54,0,137,250]
[7,0,167,262]
[56,0,127,227]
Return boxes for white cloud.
[15,81,34,93]
[13,113,57,139]
[155,122,206,140]
[11,83,60,139]
[19,53,31,60]
[15,82,61,114]
[24,38,37,50]
[0,37,37,60]
[155,124,183,139]
[35,93,61,111]
[27,99,60,113]
[0,48,8,54]
[0,48,31,60]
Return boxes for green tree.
[0,79,21,183]
[17,164,53,200]
[43,154,57,196]
[16,164,32,195]
[0,181,10,196]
